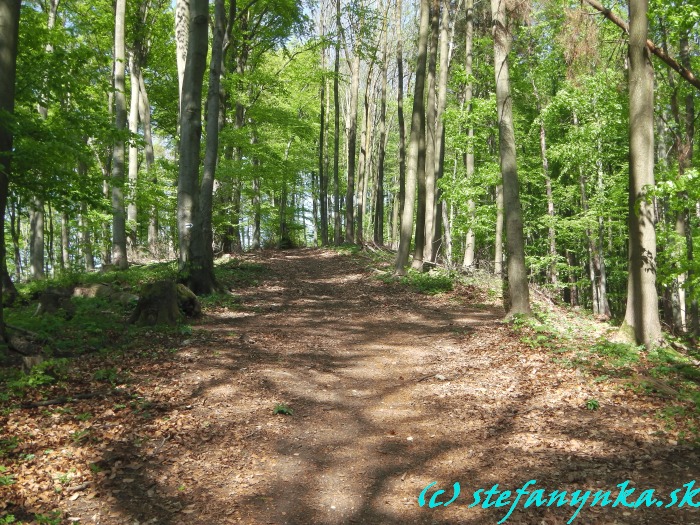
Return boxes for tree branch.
[583,0,700,91]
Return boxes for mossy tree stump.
[130,280,201,326]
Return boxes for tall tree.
[192,0,226,292]
[345,52,361,243]
[396,0,429,274]
[413,0,439,270]
[30,0,61,279]
[319,4,329,246]
[112,0,129,269]
[394,0,407,250]
[127,53,140,252]
[428,0,451,263]
[0,0,21,341]
[333,0,342,245]
[177,0,212,292]
[621,0,662,346]
[462,0,476,269]
[374,1,389,245]
[491,0,530,315]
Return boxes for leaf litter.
[1,248,699,524]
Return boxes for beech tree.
[491,0,530,315]
[0,0,21,340]
[177,0,215,293]
[111,0,129,269]
[622,0,662,346]
[396,0,429,274]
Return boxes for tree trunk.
[127,54,140,252]
[395,0,407,251]
[333,0,342,245]
[532,81,557,288]
[494,184,503,275]
[318,9,328,246]
[177,0,211,292]
[251,130,261,250]
[374,7,389,246]
[0,0,21,340]
[80,202,95,272]
[29,198,45,279]
[193,0,225,293]
[491,0,530,316]
[175,0,190,107]
[396,0,429,274]
[356,71,372,245]
[60,211,69,271]
[621,0,662,346]
[9,201,21,280]
[595,139,612,317]
[345,53,361,243]
[102,180,112,264]
[138,70,158,255]
[429,0,451,263]
[111,0,129,270]
[413,0,439,270]
[462,0,476,269]
[566,250,579,306]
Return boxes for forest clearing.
[1,248,700,524]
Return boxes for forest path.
[73,249,698,524]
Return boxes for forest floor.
[2,248,700,525]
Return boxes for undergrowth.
[509,306,700,444]
[0,256,269,406]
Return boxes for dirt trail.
[63,250,700,524]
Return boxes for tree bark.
[60,211,69,271]
[29,199,45,279]
[193,0,225,293]
[374,6,389,246]
[127,54,140,252]
[494,184,503,276]
[621,0,662,346]
[462,0,476,269]
[491,0,530,316]
[137,70,158,255]
[346,53,361,243]
[413,0,439,270]
[395,0,407,251]
[175,0,190,107]
[111,0,129,270]
[356,69,373,245]
[396,0,429,274]
[177,0,211,292]
[9,200,21,280]
[318,8,329,246]
[251,130,261,250]
[0,0,21,341]
[532,80,557,288]
[428,0,451,263]
[333,0,342,246]
[79,202,95,272]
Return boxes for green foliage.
[93,368,119,384]
[0,466,15,486]
[592,341,641,368]
[34,512,63,525]
[400,270,454,295]
[0,359,71,398]
[214,259,267,289]
[273,403,294,416]
[585,399,600,411]
[0,438,19,459]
